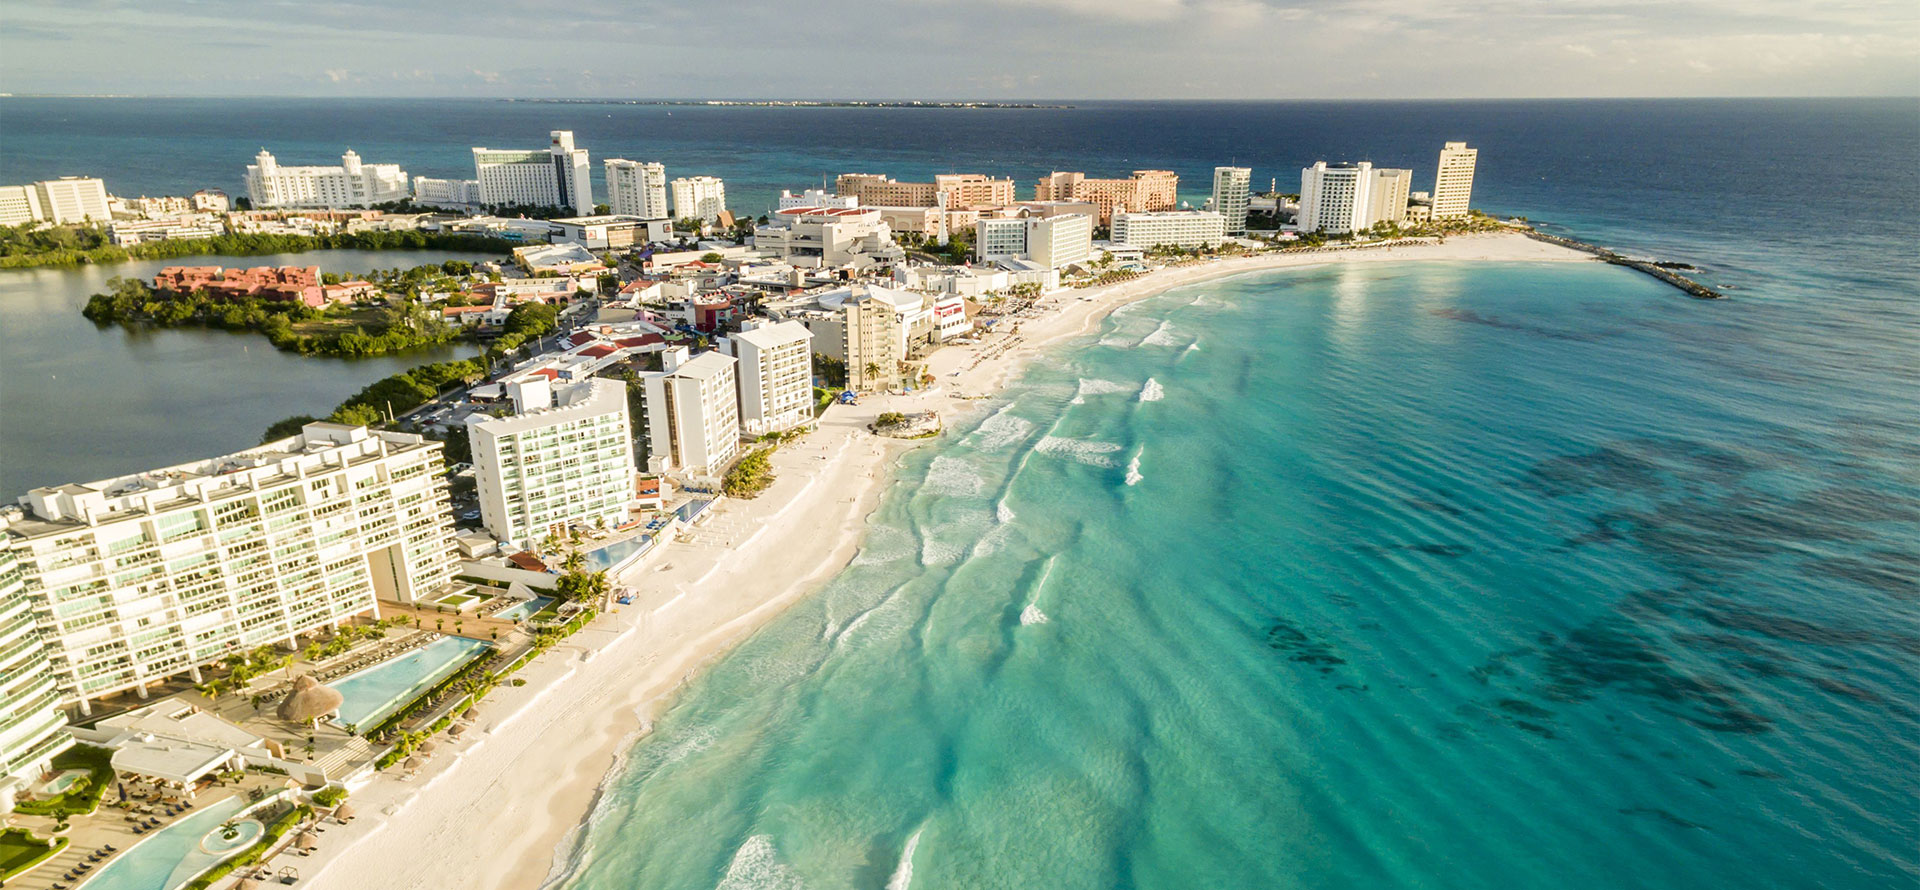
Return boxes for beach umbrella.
[333,803,355,820]
[236,877,260,889]
[297,832,320,850]
[419,741,437,754]
[447,724,465,737]
[402,756,423,771]
[275,675,343,726]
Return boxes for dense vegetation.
[0,223,514,268]
[11,745,114,817]
[723,447,776,498]
[81,276,465,357]
[261,357,487,441]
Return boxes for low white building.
[413,177,482,208]
[975,213,1093,269]
[724,321,815,436]
[1110,210,1227,249]
[753,206,905,270]
[549,215,671,250]
[640,349,741,476]
[777,188,856,210]
[246,150,408,209]
[468,378,636,549]
[107,218,223,247]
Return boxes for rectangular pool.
[495,595,554,621]
[582,536,652,572]
[330,635,492,731]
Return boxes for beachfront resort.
[0,136,1572,890]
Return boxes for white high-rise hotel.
[245,150,410,209]
[641,349,741,476]
[605,160,669,218]
[0,548,73,804]
[0,423,458,713]
[671,176,727,222]
[1300,161,1419,234]
[473,131,594,216]
[1432,141,1477,220]
[467,378,636,550]
[1298,161,1373,234]
[1211,166,1252,235]
[726,322,815,436]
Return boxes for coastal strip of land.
[1521,229,1726,299]
[298,232,1592,890]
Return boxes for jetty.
[1522,230,1726,300]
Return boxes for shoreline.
[301,231,1594,890]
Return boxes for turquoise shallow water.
[553,260,1919,889]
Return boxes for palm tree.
[561,550,585,574]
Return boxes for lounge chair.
[133,826,146,834]
[104,844,116,851]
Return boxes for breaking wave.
[1034,436,1124,468]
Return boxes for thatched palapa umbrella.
[419,741,436,754]
[235,878,260,890]
[297,831,320,850]
[402,756,424,772]
[334,803,356,821]
[276,675,344,729]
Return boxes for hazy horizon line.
[3,93,1915,103]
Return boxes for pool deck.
[4,775,291,890]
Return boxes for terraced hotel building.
[0,423,459,714]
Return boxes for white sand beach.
[300,232,1590,890]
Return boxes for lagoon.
[0,249,496,496]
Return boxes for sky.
[3,0,1917,99]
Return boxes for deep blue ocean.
[4,99,1917,887]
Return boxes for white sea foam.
[1184,342,1201,354]
[833,608,876,646]
[1138,378,1164,402]
[1125,451,1144,486]
[996,499,1016,524]
[920,537,963,566]
[970,406,1034,451]
[1070,377,1132,404]
[1020,604,1049,626]
[1035,436,1124,468]
[851,527,915,566]
[922,456,985,497]
[1140,319,1181,346]
[716,835,804,890]
[886,828,924,890]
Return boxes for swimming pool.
[582,536,651,572]
[330,635,492,730]
[494,595,554,621]
[79,792,275,890]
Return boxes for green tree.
[554,569,609,604]
[331,403,383,427]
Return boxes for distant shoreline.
[498,98,1074,109]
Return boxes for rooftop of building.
[4,424,431,540]
[731,320,813,349]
